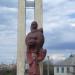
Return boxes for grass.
[0,69,16,75]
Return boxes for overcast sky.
[0,0,75,64]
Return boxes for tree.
[43,61,54,75]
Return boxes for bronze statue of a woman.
[25,21,47,75]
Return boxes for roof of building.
[54,54,75,66]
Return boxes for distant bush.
[43,61,54,75]
[0,65,16,75]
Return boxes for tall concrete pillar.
[17,0,26,75]
[35,0,43,75]
[17,0,43,75]
[34,0,43,28]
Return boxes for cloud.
[0,0,18,8]
[43,0,75,52]
[0,6,17,13]
[0,0,75,64]
[43,0,75,31]
[49,54,65,60]
[69,12,75,17]
[45,53,66,63]
[0,6,17,26]
[44,26,75,50]
[26,9,34,33]
[0,1,17,63]
[71,23,75,27]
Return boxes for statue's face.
[31,21,37,30]
[26,34,37,48]
[26,31,44,49]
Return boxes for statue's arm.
[39,28,43,33]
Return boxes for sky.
[0,0,75,64]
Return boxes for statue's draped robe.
[27,48,46,75]
[26,25,46,75]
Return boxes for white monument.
[17,0,43,75]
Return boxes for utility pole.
[47,56,49,75]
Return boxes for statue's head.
[31,21,38,31]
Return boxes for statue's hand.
[37,48,47,62]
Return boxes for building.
[0,64,8,70]
[0,64,16,70]
[54,55,75,75]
